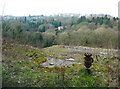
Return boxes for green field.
[2,42,119,87]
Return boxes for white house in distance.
[58,26,64,30]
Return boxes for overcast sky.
[0,0,119,17]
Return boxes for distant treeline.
[2,15,118,49]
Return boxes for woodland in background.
[2,14,118,49]
[2,14,119,87]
